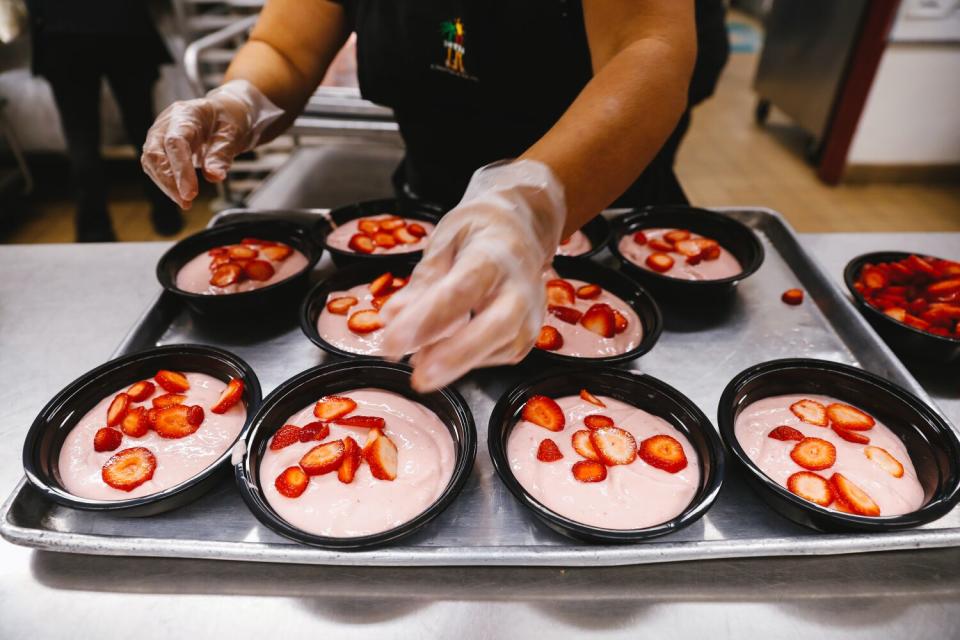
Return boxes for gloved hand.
[141,79,283,209]
[380,159,567,391]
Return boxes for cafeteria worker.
[142,0,710,392]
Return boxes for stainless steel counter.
[1,235,958,639]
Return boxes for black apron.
[339,0,722,210]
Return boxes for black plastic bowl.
[609,206,765,299]
[843,251,960,363]
[718,358,960,532]
[488,367,725,543]
[300,262,415,361]
[527,258,663,367]
[555,214,611,261]
[318,198,442,268]
[156,219,322,318]
[22,344,262,517]
[235,359,476,549]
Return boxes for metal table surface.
[1,233,958,639]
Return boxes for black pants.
[44,63,168,233]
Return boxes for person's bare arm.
[224,0,351,141]
[520,0,696,237]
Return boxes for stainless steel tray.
[3,207,958,566]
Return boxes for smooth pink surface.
[326,216,435,254]
[734,393,924,516]
[259,388,455,537]
[58,372,247,500]
[618,228,742,280]
[556,229,592,257]
[175,246,309,295]
[542,278,643,358]
[507,394,700,530]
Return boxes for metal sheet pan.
[3,207,958,566]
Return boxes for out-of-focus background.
[0,0,957,243]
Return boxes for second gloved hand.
[379,159,566,391]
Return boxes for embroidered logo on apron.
[431,17,478,81]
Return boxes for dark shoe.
[76,225,117,243]
[151,200,184,236]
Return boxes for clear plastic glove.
[380,159,566,391]
[141,79,283,209]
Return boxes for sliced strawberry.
[790,437,836,471]
[338,436,363,484]
[548,305,582,325]
[240,237,274,247]
[786,471,834,507]
[905,255,937,278]
[211,378,244,414]
[576,284,602,299]
[768,425,804,441]
[94,427,123,452]
[632,231,647,245]
[243,259,275,282]
[348,233,375,254]
[391,276,408,290]
[335,415,386,429]
[579,388,606,407]
[699,242,721,261]
[152,393,186,408]
[407,222,428,238]
[270,425,302,450]
[865,446,905,478]
[275,466,309,498]
[781,289,804,305]
[590,426,637,466]
[208,254,232,272]
[664,229,691,244]
[572,460,607,482]
[645,253,675,273]
[638,434,688,473]
[580,303,616,338]
[546,279,576,306]
[613,309,629,334]
[826,402,875,431]
[928,279,960,297]
[347,309,383,334]
[583,414,614,430]
[153,405,201,439]
[261,244,293,262]
[228,245,258,260]
[106,393,130,427]
[393,227,419,244]
[187,405,205,427]
[101,446,156,491]
[126,380,155,402]
[121,407,150,438]
[357,218,380,235]
[300,439,345,476]
[364,432,398,481]
[362,426,383,455]
[559,236,572,246]
[861,267,888,290]
[790,399,828,427]
[369,272,394,297]
[326,295,359,315]
[208,247,229,257]
[379,217,405,231]
[648,238,675,252]
[686,253,703,266]
[314,395,357,421]
[571,430,599,461]
[155,370,190,393]
[298,420,330,442]
[371,294,392,310]
[521,395,565,432]
[674,239,702,258]
[146,408,158,428]
[210,263,244,288]
[535,325,564,351]
[830,473,881,516]
[374,231,397,248]
[903,313,932,332]
[536,438,564,462]
[832,425,870,444]
[884,307,907,322]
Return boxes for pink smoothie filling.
[318,281,390,356]
[556,229,592,257]
[618,227,742,281]
[175,242,309,295]
[734,393,924,516]
[508,394,700,529]
[58,372,247,500]
[540,278,643,358]
[326,216,435,255]
[259,388,456,537]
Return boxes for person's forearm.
[521,37,695,237]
